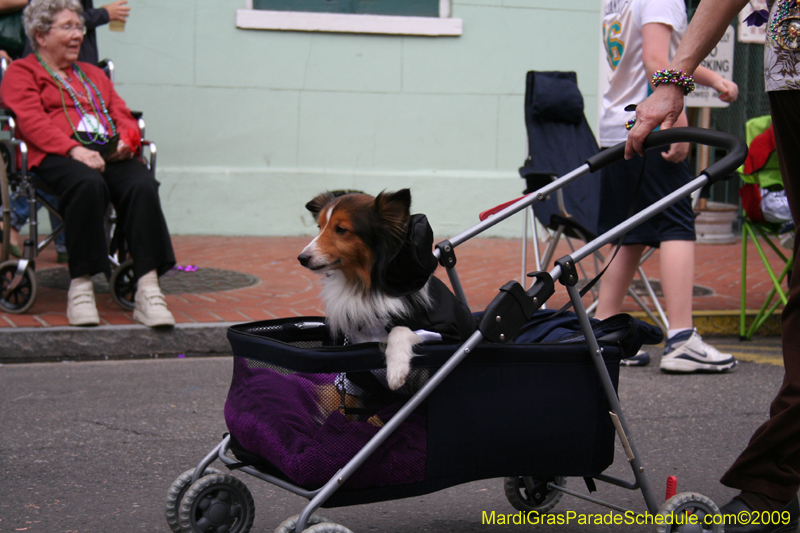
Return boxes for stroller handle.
[586,127,748,185]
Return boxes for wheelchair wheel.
[110,259,136,311]
[0,260,37,314]
[179,473,255,533]
[504,476,565,514]
[0,152,11,263]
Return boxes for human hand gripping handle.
[592,127,747,185]
[660,109,691,163]
[626,74,739,161]
[624,83,686,160]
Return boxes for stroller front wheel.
[165,467,222,533]
[503,476,566,514]
[301,522,354,533]
[179,473,255,533]
[275,514,333,533]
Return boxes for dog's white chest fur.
[320,270,430,340]
[319,270,434,390]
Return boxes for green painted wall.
[96,0,602,238]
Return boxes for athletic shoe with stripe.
[620,349,651,367]
[659,330,736,373]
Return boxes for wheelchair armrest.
[98,58,115,83]
[141,140,157,176]
[0,109,17,138]
[0,136,28,175]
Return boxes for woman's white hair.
[23,0,83,49]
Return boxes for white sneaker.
[67,281,99,327]
[659,330,736,373]
[133,286,175,327]
[620,349,651,367]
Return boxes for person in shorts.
[594,0,738,372]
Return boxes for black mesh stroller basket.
[225,315,631,507]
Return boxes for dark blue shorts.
[597,147,696,247]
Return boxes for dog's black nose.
[298,253,311,267]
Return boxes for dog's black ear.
[305,192,336,221]
[374,189,411,241]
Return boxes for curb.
[1,311,781,364]
[0,322,236,364]
[630,310,782,338]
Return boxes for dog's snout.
[298,253,311,267]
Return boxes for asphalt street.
[0,336,793,533]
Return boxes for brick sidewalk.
[0,234,790,332]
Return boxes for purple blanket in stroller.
[224,358,427,490]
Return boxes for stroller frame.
[181,128,746,533]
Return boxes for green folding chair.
[739,115,794,340]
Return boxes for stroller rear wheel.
[504,476,566,514]
[165,467,222,533]
[654,492,723,533]
[179,473,255,533]
[0,260,37,314]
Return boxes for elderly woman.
[0,0,175,327]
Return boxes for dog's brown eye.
[335,225,347,235]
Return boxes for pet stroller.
[166,128,746,533]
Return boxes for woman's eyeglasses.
[54,23,86,35]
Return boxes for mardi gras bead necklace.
[769,0,800,51]
[35,52,116,145]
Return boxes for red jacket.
[0,54,139,168]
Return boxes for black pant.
[720,90,800,502]
[33,155,175,281]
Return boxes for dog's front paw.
[386,357,410,391]
[384,327,422,391]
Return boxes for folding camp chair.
[517,71,668,330]
[738,115,794,340]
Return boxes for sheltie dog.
[298,189,474,392]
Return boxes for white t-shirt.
[599,0,687,146]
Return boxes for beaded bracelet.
[651,69,696,95]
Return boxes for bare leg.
[594,244,646,320]
[658,240,694,330]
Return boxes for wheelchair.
[0,58,158,314]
